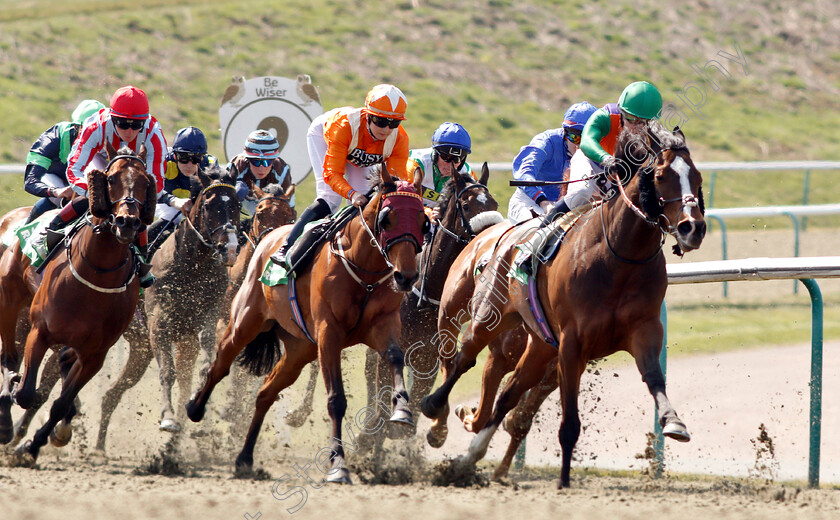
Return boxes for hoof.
[11,441,37,468]
[185,396,205,423]
[234,453,254,473]
[663,421,691,442]
[326,467,353,484]
[159,418,182,433]
[0,426,11,445]
[49,424,73,447]
[388,409,414,427]
[426,424,448,449]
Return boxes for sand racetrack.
[2,229,840,519]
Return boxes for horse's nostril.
[695,221,707,238]
[394,272,405,285]
[114,216,125,227]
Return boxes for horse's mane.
[437,173,475,220]
[365,164,398,195]
[116,145,136,157]
[259,183,285,197]
[614,121,691,219]
[189,162,226,200]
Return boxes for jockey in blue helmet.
[508,101,597,223]
[408,122,476,217]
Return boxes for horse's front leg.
[630,319,690,442]
[11,326,51,409]
[317,325,355,484]
[12,349,62,445]
[17,349,106,464]
[151,331,180,433]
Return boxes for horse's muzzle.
[217,230,240,266]
[393,270,419,292]
[676,218,706,252]
[112,216,142,243]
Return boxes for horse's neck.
[342,214,389,272]
[177,212,216,259]
[600,176,663,261]
[421,206,462,297]
[75,224,130,269]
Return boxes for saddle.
[285,204,357,276]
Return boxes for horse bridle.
[434,182,490,245]
[187,182,239,255]
[603,147,700,263]
[97,154,149,231]
[246,194,293,249]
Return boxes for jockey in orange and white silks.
[66,85,166,197]
[270,83,411,267]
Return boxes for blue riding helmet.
[172,126,208,154]
[562,102,597,132]
[432,122,471,159]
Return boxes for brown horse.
[421,123,706,487]
[186,166,426,483]
[363,165,503,443]
[0,144,155,462]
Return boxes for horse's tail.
[236,322,283,376]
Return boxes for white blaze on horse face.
[475,192,488,204]
[670,156,693,218]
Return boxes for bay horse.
[421,123,706,487]
[0,144,155,462]
[185,165,427,483]
[364,165,503,442]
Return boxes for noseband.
[435,182,490,245]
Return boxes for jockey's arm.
[580,108,613,165]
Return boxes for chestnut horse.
[422,123,706,487]
[0,144,155,462]
[186,166,427,483]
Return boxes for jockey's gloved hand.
[350,191,368,208]
[172,197,193,215]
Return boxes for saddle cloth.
[260,205,357,287]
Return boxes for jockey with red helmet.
[42,85,167,287]
[270,83,411,267]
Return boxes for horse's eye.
[107,176,116,185]
[463,203,470,213]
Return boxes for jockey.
[228,129,295,218]
[540,81,663,225]
[507,101,598,223]
[23,99,105,223]
[43,85,167,287]
[270,83,411,267]
[407,122,476,221]
[146,126,219,253]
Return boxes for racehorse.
[364,165,503,441]
[185,165,427,483]
[421,123,706,487]
[0,144,155,462]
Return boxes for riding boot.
[539,199,571,228]
[24,197,59,224]
[270,198,331,268]
[134,228,155,288]
[34,198,88,260]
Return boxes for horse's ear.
[141,174,157,225]
[137,144,147,163]
[454,169,467,191]
[412,166,423,194]
[379,159,394,186]
[284,184,295,199]
[479,162,490,185]
[196,164,213,188]
[105,141,118,161]
[221,166,237,186]
[87,169,110,218]
[253,184,266,200]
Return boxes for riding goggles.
[620,110,648,125]
[565,130,582,145]
[176,152,203,164]
[113,116,145,130]
[249,158,271,168]
[435,146,468,164]
[369,115,401,129]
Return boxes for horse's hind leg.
[495,359,557,479]
[461,336,556,469]
[458,334,514,434]
[96,319,153,451]
[631,320,690,442]
[235,338,316,473]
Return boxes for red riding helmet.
[110,86,150,120]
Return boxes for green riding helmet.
[71,99,106,126]
[617,81,662,120]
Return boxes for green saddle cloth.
[14,210,70,268]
